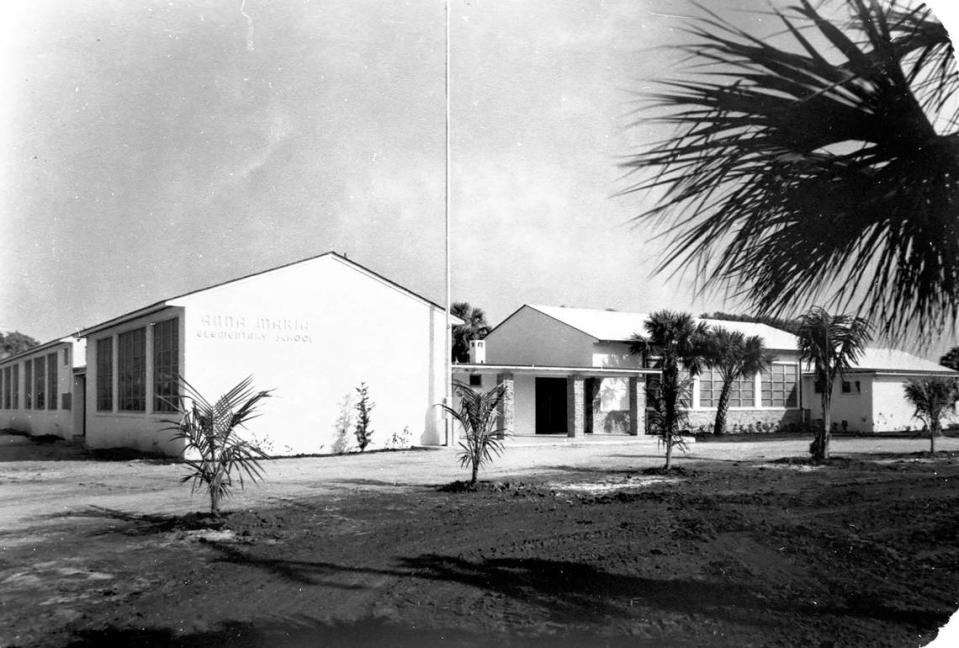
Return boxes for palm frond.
[166,375,273,514]
[623,0,959,345]
[441,380,509,485]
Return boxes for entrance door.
[535,377,567,434]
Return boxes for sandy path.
[2,433,957,535]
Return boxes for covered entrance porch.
[452,364,658,438]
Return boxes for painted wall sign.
[197,313,313,344]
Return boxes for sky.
[1,0,957,358]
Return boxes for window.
[762,364,799,407]
[97,337,113,411]
[841,381,851,393]
[11,365,18,409]
[47,353,57,410]
[699,368,754,408]
[24,360,32,409]
[469,374,482,387]
[118,328,146,411]
[153,318,179,412]
[34,357,45,410]
[64,347,70,366]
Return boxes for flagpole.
[444,0,453,446]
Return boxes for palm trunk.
[470,455,479,487]
[665,428,673,470]
[714,381,733,436]
[814,388,831,462]
[210,486,220,517]
[930,422,938,454]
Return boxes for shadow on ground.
[206,545,949,631]
[60,617,653,648]
[0,430,175,463]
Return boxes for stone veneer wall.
[685,409,803,434]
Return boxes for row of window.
[0,353,62,411]
[697,363,799,409]
[96,318,179,413]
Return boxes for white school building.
[4,269,959,452]
[1,252,449,456]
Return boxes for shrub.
[354,382,374,451]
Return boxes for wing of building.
[454,304,957,438]
[0,252,452,456]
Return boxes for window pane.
[153,318,179,412]
[34,358,45,410]
[118,329,146,411]
[24,361,32,409]
[97,337,113,411]
[47,353,57,411]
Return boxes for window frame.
[34,357,46,410]
[117,328,146,412]
[24,360,32,410]
[96,337,114,412]
[153,317,180,412]
[761,363,799,408]
[47,353,58,411]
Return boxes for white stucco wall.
[802,374,875,433]
[591,341,642,368]
[0,340,83,439]
[84,256,446,456]
[485,306,597,367]
[870,375,937,432]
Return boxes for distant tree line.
[0,331,40,359]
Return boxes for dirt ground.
[2,433,959,647]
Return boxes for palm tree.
[702,327,770,436]
[451,302,490,363]
[622,0,959,345]
[904,377,958,453]
[797,308,872,461]
[165,376,273,516]
[630,310,709,470]
[439,380,508,487]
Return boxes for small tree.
[165,376,272,516]
[630,310,709,470]
[354,382,374,451]
[904,377,958,453]
[701,327,770,436]
[646,372,693,464]
[797,307,872,462]
[440,380,508,487]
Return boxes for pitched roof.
[843,348,957,375]
[78,251,453,336]
[525,305,799,350]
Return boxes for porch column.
[629,375,647,436]
[567,375,585,438]
[496,373,514,438]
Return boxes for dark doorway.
[535,377,567,434]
